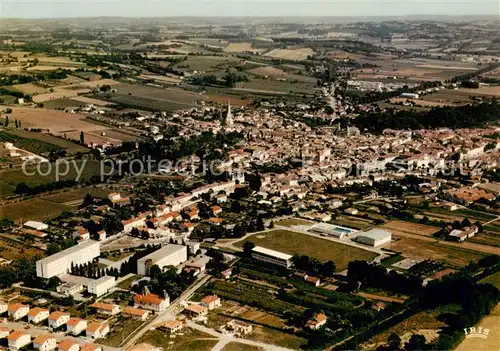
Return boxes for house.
[200,295,221,310]
[183,304,207,318]
[304,275,321,287]
[97,230,106,241]
[73,227,90,241]
[186,241,200,254]
[122,307,150,321]
[0,326,11,338]
[66,318,87,335]
[226,320,253,335]
[90,303,120,316]
[80,344,101,351]
[28,307,50,324]
[160,320,183,333]
[133,293,169,313]
[8,330,31,350]
[86,322,110,339]
[57,282,84,296]
[57,339,80,351]
[33,334,57,351]
[8,303,29,320]
[306,313,327,330]
[211,206,222,215]
[48,311,70,329]
[180,221,195,233]
[449,226,479,242]
[221,268,232,279]
[0,301,8,314]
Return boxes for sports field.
[235,229,378,270]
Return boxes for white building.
[200,295,221,310]
[58,339,80,351]
[8,304,29,320]
[86,322,109,339]
[28,308,50,324]
[0,301,8,314]
[186,241,201,254]
[133,293,170,312]
[24,221,48,231]
[48,312,70,329]
[66,318,87,336]
[36,241,100,278]
[8,330,31,350]
[251,246,293,268]
[309,223,357,239]
[56,282,84,296]
[356,229,392,247]
[33,335,57,351]
[136,245,187,275]
[87,276,115,297]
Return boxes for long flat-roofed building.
[355,229,392,247]
[251,246,293,268]
[136,244,187,275]
[36,241,100,278]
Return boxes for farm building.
[356,229,392,247]
[24,221,48,231]
[449,226,478,242]
[309,223,357,238]
[251,246,293,268]
[136,244,187,275]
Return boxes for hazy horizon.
[2,0,499,19]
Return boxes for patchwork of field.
[172,55,241,72]
[10,83,49,95]
[3,130,89,155]
[455,303,500,351]
[32,79,119,102]
[224,43,267,54]
[380,220,440,238]
[263,48,314,61]
[247,66,316,83]
[71,96,111,106]
[235,229,378,270]
[0,187,109,220]
[236,78,315,95]
[107,83,202,111]
[388,238,486,267]
[205,94,253,107]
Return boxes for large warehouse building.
[355,229,392,247]
[36,240,100,278]
[309,223,357,239]
[137,244,187,275]
[251,246,293,268]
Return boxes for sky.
[1,0,498,18]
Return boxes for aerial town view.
[0,1,499,351]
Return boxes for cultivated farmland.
[263,48,314,61]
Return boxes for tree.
[15,120,18,128]
[248,173,262,192]
[387,333,402,350]
[461,217,471,227]
[80,131,85,145]
[47,244,62,255]
[243,241,255,257]
[4,116,9,127]
[404,334,426,351]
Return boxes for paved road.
[121,274,211,350]
[187,321,293,351]
[0,320,120,351]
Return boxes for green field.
[42,98,87,109]
[138,329,217,351]
[479,271,500,289]
[223,342,263,351]
[235,229,378,270]
[275,218,313,227]
[0,131,62,154]
[5,130,89,155]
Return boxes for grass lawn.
[101,319,144,347]
[138,329,218,351]
[223,342,263,351]
[479,271,500,289]
[235,229,378,270]
[248,325,307,350]
[116,274,138,290]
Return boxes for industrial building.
[136,244,187,275]
[251,246,293,268]
[355,229,392,247]
[36,241,100,278]
[309,223,357,239]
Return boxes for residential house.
[28,307,50,324]
[160,320,183,333]
[133,293,169,313]
[66,318,87,335]
[304,275,321,287]
[57,339,80,351]
[305,313,327,330]
[33,334,57,351]
[48,312,70,329]
[200,295,221,310]
[73,227,90,241]
[0,301,8,314]
[211,206,222,215]
[0,326,11,338]
[80,344,101,351]
[97,230,106,241]
[86,322,109,339]
[8,330,31,350]
[90,303,120,316]
[226,320,253,335]
[221,269,232,279]
[8,303,29,320]
[122,307,150,321]
[183,304,207,318]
